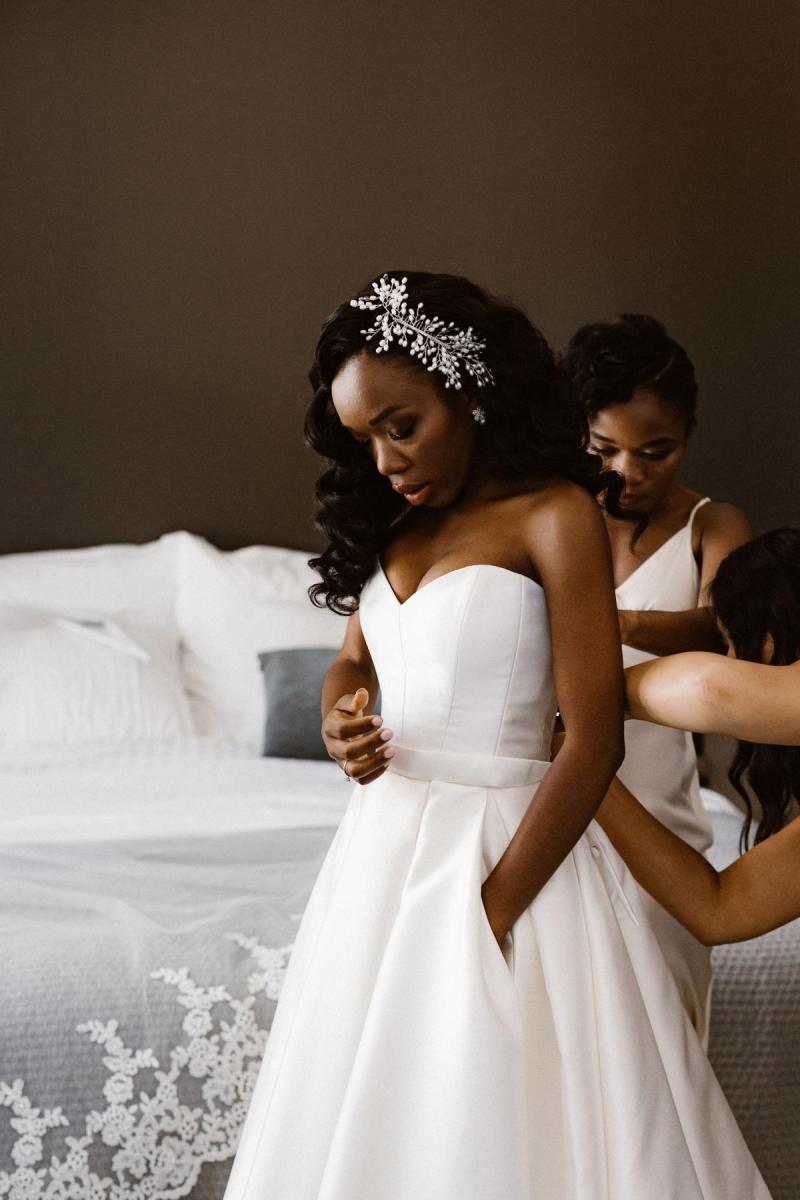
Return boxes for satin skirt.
[224,747,770,1200]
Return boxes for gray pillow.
[258,647,339,759]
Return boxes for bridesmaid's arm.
[626,654,800,745]
[481,483,625,940]
[619,607,720,655]
[618,502,751,656]
[596,776,800,944]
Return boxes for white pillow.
[0,610,194,746]
[0,535,180,630]
[174,534,345,750]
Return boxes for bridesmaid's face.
[588,390,689,514]
[331,351,480,508]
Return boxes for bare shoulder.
[513,478,602,523]
[519,479,606,541]
[515,481,609,576]
[695,500,751,543]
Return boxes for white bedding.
[0,737,348,844]
[0,533,360,1196]
[1,738,348,1200]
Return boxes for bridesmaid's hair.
[305,270,624,614]
[710,528,800,849]
[562,313,698,435]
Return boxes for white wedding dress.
[224,563,769,1200]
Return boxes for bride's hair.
[710,528,800,849]
[305,270,623,614]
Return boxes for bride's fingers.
[322,714,382,762]
[341,726,394,761]
[346,743,395,782]
[354,761,390,786]
[327,712,383,740]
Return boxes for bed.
[1,533,797,1200]
[1,739,346,1200]
[0,532,348,1200]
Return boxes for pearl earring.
[471,405,486,425]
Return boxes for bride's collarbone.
[382,494,548,597]
[381,540,537,600]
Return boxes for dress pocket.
[479,896,515,979]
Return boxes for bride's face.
[331,351,480,508]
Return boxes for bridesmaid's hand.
[322,688,395,785]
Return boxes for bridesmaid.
[590,528,800,945]
[563,313,751,1040]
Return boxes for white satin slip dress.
[616,496,715,1042]
[224,558,769,1200]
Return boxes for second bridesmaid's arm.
[625,654,800,745]
[596,775,800,944]
[619,502,751,656]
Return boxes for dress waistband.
[388,745,550,789]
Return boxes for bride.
[223,272,769,1199]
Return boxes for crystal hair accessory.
[350,274,495,391]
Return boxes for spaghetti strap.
[687,495,711,532]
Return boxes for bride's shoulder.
[512,482,608,580]
[515,478,605,532]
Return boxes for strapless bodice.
[359,563,557,761]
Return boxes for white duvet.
[1,738,349,1200]
[0,736,348,845]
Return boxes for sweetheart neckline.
[377,560,544,609]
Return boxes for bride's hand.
[322,688,395,784]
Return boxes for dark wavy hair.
[563,313,698,434]
[305,271,624,614]
[709,528,800,849]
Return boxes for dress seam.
[438,572,480,753]
[573,853,612,1200]
[492,577,524,756]
[397,602,407,743]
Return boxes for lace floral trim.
[0,933,291,1200]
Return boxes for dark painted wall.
[3,0,798,552]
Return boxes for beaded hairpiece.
[349,274,495,391]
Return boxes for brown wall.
[3,0,799,553]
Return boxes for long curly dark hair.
[562,312,698,433]
[305,271,624,614]
[709,528,800,849]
